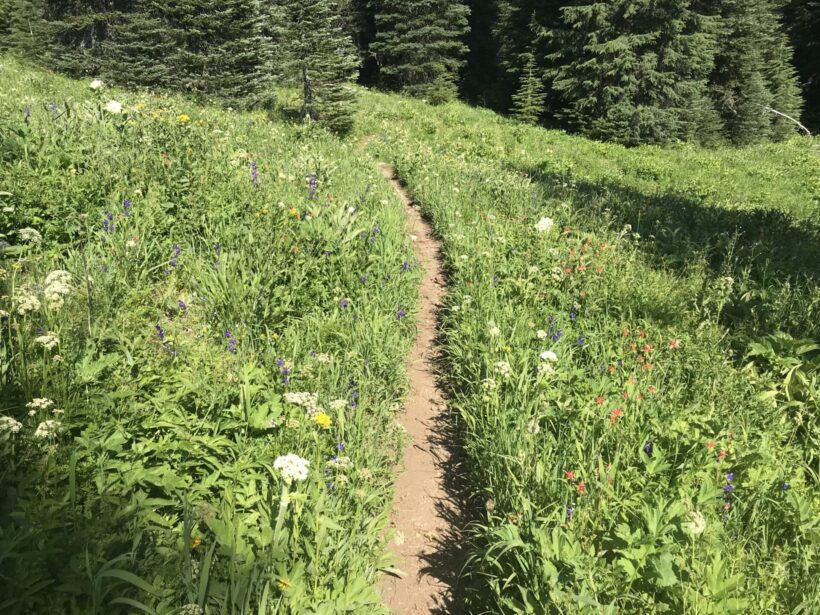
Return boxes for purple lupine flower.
[276,357,284,368]
[723,484,735,493]
[372,224,381,235]
[577,337,585,346]
[360,274,368,283]
[49,102,58,115]
[401,260,412,272]
[123,199,132,216]
[214,242,221,258]
[548,315,555,323]
[492,275,498,286]
[726,472,734,483]
[168,243,180,271]
[339,298,350,309]
[36,326,45,334]
[552,329,564,342]
[643,441,653,454]
[566,504,574,520]
[225,330,238,353]
[395,307,408,321]
[337,442,345,451]
[250,161,259,188]
[178,300,187,312]
[308,175,318,200]
[101,235,107,246]
[569,312,576,320]
[101,264,108,273]
[782,482,790,491]
[155,323,166,341]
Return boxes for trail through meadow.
[376,162,463,614]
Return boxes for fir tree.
[511,49,545,125]
[277,0,359,133]
[40,0,114,75]
[551,1,717,146]
[371,0,470,103]
[0,0,47,57]
[784,0,819,131]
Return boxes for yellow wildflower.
[314,412,332,430]
[178,114,190,124]
[288,207,300,219]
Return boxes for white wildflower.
[536,330,548,340]
[326,456,353,470]
[0,416,23,434]
[535,217,554,234]
[274,453,310,484]
[459,255,469,261]
[14,286,40,315]
[539,350,558,363]
[34,332,60,350]
[126,238,138,249]
[26,398,54,412]
[684,511,707,536]
[18,227,42,245]
[481,378,497,390]
[329,399,348,412]
[44,270,72,310]
[283,391,319,408]
[528,266,540,275]
[89,79,103,90]
[313,352,332,364]
[551,266,564,283]
[105,100,123,114]
[527,418,541,434]
[487,321,501,338]
[494,361,512,377]
[34,419,62,439]
[537,363,555,376]
[179,604,204,615]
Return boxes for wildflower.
[360,274,368,283]
[578,337,585,346]
[225,330,238,353]
[214,242,221,258]
[104,100,123,114]
[123,199,132,216]
[19,228,42,246]
[34,419,62,439]
[527,418,541,434]
[288,207,300,219]
[494,361,512,377]
[706,440,716,450]
[155,323,166,341]
[609,408,623,424]
[643,441,653,454]
[34,332,60,350]
[178,300,188,312]
[481,378,497,390]
[723,484,735,493]
[308,175,318,200]
[89,79,103,90]
[564,470,575,481]
[44,270,72,310]
[339,298,349,310]
[595,396,605,406]
[178,114,190,124]
[536,329,548,340]
[576,482,587,494]
[684,511,707,536]
[274,453,310,484]
[26,398,54,412]
[314,412,332,429]
[782,482,790,491]
[401,260,412,273]
[180,604,204,615]
[0,416,23,433]
[668,339,681,349]
[250,160,259,187]
[535,217,554,233]
[488,321,501,337]
[49,102,59,114]
[539,350,558,363]
[726,472,734,483]
[537,363,555,376]
[566,504,574,520]
[395,307,407,321]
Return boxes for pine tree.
[511,49,545,124]
[40,0,113,76]
[784,0,819,131]
[277,0,359,133]
[371,0,470,103]
[551,1,717,146]
[0,0,47,57]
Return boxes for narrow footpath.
[377,162,461,614]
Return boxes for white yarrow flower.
[14,286,41,315]
[0,416,23,434]
[18,227,43,245]
[536,330,548,340]
[494,361,512,377]
[535,217,554,234]
[89,79,104,90]
[34,332,60,350]
[539,350,558,363]
[26,398,54,411]
[34,419,62,439]
[274,453,310,484]
[105,100,123,114]
[684,511,707,536]
[487,321,501,338]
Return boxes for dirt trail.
[378,162,462,614]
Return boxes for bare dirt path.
[377,162,463,614]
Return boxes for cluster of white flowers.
[684,511,707,536]
[0,416,23,434]
[540,350,558,363]
[481,378,497,390]
[283,391,318,408]
[326,456,352,470]
[105,100,123,114]
[536,329,548,340]
[14,286,40,315]
[34,419,62,439]
[551,266,564,283]
[179,604,204,615]
[537,350,558,376]
[89,79,103,90]
[26,398,54,413]
[44,270,72,310]
[535,216,555,234]
[328,399,348,412]
[487,321,501,338]
[35,332,60,351]
[18,227,42,245]
[527,418,541,435]
[494,361,512,377]
[274,453,310,484]
[313,352,332,364]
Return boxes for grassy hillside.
[358,95,820,611]
[2,55,820,614]
[0,56,420,613]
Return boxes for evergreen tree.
[163,0,274,109]
[277,0,359,133]
[371,0,470,103]
[462,0,504,108]
[0,0,48,57]
[511,49,545,125]
[784,0,819,131]
[40,0,116,75]
[551,1,717,146]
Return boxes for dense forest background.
[0,0,817,144]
